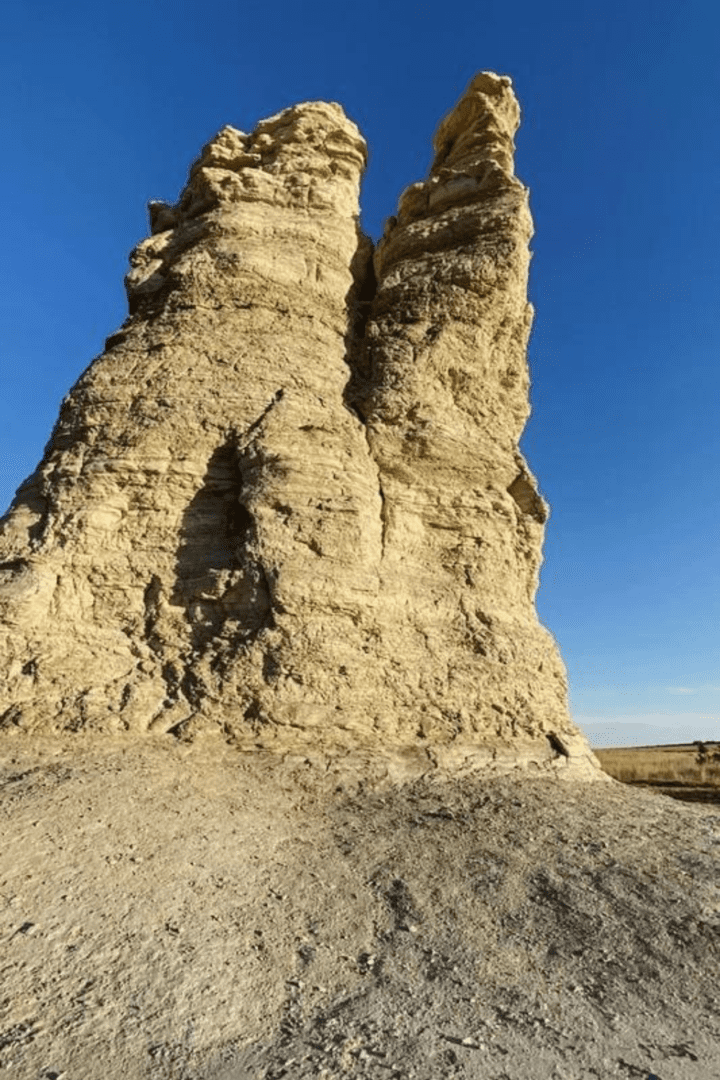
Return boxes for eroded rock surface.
[0,75,599,777]
[354,73,581,766]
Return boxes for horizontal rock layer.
[0,75,600,778]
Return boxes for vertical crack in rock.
[342,230,377,424]
[0,76,601,777]
[378,486,388,559]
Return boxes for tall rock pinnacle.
[0,76,601,778]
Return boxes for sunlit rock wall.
[0,76,600,778]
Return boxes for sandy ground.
[0,735,718,1079]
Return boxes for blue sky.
[2,0,719,748]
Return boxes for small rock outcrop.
[0,74,600,777]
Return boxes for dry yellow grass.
[596,742,720,786]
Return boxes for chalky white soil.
[0,736,718,1079]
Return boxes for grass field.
[595,741,720,803]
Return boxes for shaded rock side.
[0,76,600,776]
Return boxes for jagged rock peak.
[0,76,602,781]
[432,71,519,175]
[147,103,368,237]
[380,71,527,243]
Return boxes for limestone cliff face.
[0,76,600,777]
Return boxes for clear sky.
[2,0,719,748]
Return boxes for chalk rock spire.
[352,71,593,771]
[0,76,600,778]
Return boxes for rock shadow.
[342,226,376,421]
[171,439,270,649]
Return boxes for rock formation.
[0,74,599,777]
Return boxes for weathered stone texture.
[0,75,600,777]
[354,73,585,765]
